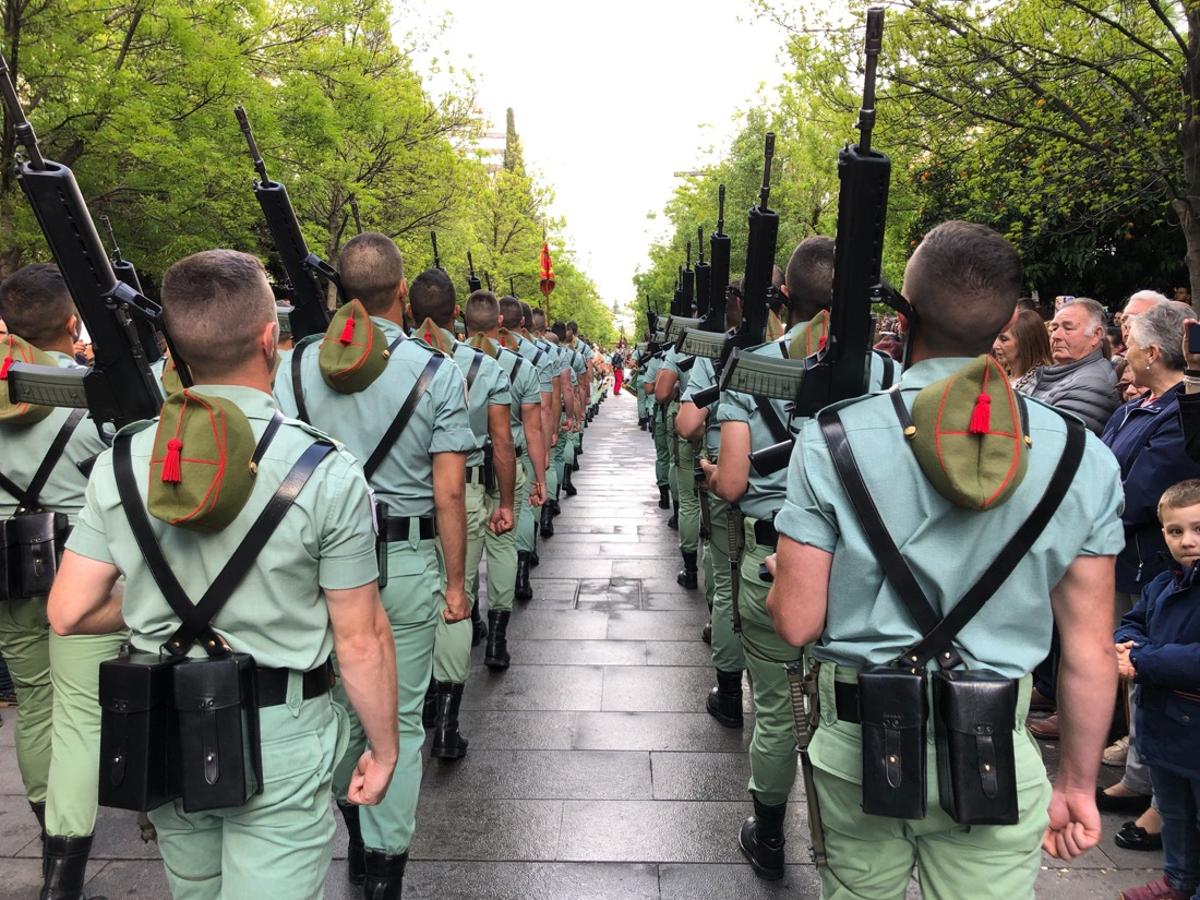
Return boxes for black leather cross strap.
[114,428,333,657]
[872,351,897,390]
[0,408,86,512]
[362,352,444,480]
[754,396,791,445]
[465,349,484,391]
[819,404,1086,670]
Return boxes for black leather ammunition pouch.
[483,440,495,491]
[933,669,1018,825]
[174,652,262,812]
[0,512,69,601]
[98,648,183,811]
[858,665,927,820]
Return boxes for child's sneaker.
[1120,876,1192,900]
[1104,735,1131,766]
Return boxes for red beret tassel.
[0,356,11,380]
[968,393,991,435]
[161,438,184,484]
[339,317,356,345]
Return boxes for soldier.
[48,249,400,897]
[463,290,543,667]
[767,221,1124,897]
[409,269,515,758]
[497,296,552,601]
[274,233,473,893]
[529,308,570,538]
[548,322,582,504]
[0,264,122,897]
[677,291,746,727]
[656,340,701,589]
[701,237,897,879]
[643,345,673,514]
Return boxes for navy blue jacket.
[1117,565,1200,780]
[1102,385,1200,593]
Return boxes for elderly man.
[1029,297,1119,433]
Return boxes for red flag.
[539,242,556,297]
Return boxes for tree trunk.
[1180,11,1200,314]
[1174,198,1200,312]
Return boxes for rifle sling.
[818,404,1085,669]
[289,334,322,424]
[114,422,332,656]
[0,408,86,511]
[465,349,483,392]
[363,353,444,480]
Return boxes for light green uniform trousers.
[544,434,559,506]
[334,538,442,853]
[653,405,672,490]
[738,518,801,806]
[434,484,483,685]
[47,629,128,836]
[0,598,51,804]
[707,497,745,674]
[516,453,538,554]
[674,435,700,555]
[151,692,346,900]
[636,380,648,420]
[811,669,1048,900]
[469,463,528,613]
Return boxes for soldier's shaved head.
[520,302,534,329]
[784,236,835,320]
[903,221,1023,357]
[408,268,458,327]
[498,295,522,329]
[0,264,75,348]
[465,290,501,333]
[339,232,405,314]
[161,250,275,377]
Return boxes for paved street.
[0,389,1162,898]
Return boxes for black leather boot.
[530,547,539,568]
[701,621,712,644]
[738,794,786,880]
[362,848,408,899]
[667,499,678,530]
[30,801,46,879]
[515,552,533,601]
[658,485,671,509]
[707,669,744,729]
[430,680,468,760]
[485,609,511,670]
[471,602,488,647]
[676,550,698,589]
[577,434,584,455]
[422,678,436,729]
[338,801,366,885]
[539,504,555,538]
[563,467,577,496]
[40,833,92,900]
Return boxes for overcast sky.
[412,0,787,309]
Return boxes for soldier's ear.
[66,314,81,342]
[394,277,409,305]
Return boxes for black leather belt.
[379,515,437,543]
[835,680,861,724]
[257,660,334,708]
[753,519,779,549]
[466,465,486,485]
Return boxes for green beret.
[467,334,499,359]
[319,299,391,394]
[0,334,56,425]
[147,389,257,533]
[908,355,1028,511]
[160,354,184,396]
[414,318,455,357]
[787,310,830,359]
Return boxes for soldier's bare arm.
[47,551,123,635]
[522,401,547,507]
[765,535,832,647]
[488,405,516,533]
[707,421,750,502]
[326,580,398,806]
[1044,553,1117,860]
[675,401,707,441]
[433,450,469,622]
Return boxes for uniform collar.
[46,350,80,369]
[899,357,979,390]
[780,322,805,343]
[188,384,278,420]
[370,315,406,340]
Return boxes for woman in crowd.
[1098,301,1200,852]
[992,307,1052,393]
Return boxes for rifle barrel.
[0,52,44,170]
[859,8,885,154]
[760,133,776,209]
[234,106,270,183]
[717,184,726,233]
[697,226,705,264]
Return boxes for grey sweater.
[1028,349,1119,434]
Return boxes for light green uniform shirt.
[775,356,1125,679]
[67,385,378,671]
[516,333,554,395]
[680,356,720,457]
[662,347,693,398]
[274,317,475,517]
[495,342,541,450]
[643,353,664,393]
[716,324,892,520]
[446,330,511,466]
[0,352,110,522]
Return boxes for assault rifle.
[431,231,444,272]
[689,133,779,408]
[678,185,733,361]
[694,226,711,320]
[1,52,169,426]
[467,251,482,293]
[745,6,892,476]
[100,215,145,294]
[235,106,336,341]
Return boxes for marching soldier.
[529,308,570,538]
[656,343,701,589]
[409,269,515,758]
[643,346,673,514]
[702,237,896,879]
[49,249,400,897]
[767,222,1124,897]
[462,290,544,668]
[0,264,123,898]
[274,233,474,894]
[498,296,552,602]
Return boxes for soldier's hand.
[529,481,547,507]
[444,585,471,623]
[763,553,778,579]
[1042,787,1102,860]
[550,432,559,447]
[489,506,515,535]
[346,750,396,807]
[699,459,719,493]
